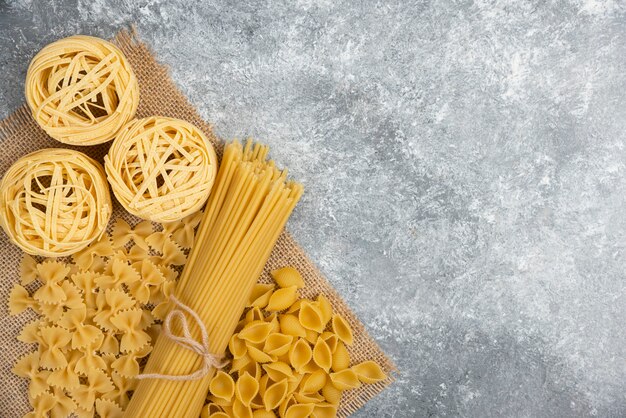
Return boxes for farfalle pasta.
[201,266,386,417]
[8,215,200,416]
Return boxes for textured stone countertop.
[1,1,626,417]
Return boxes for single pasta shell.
[240,321,274,344]
[312,403,338,418]
[352,361,387,384]
[298,301,325,333]
[263,361,294,382]
[301,369,327,393]
[285,403,315,418]
[332,314,354,346]
[316,295,333,326]
[312,338,332,372]
[330,369,361,391]
[271,267,305,289]
[321,382,343,405]
[266,286,299,312]
[264,333,294,357]
[294,391,325,404]
[233,398,253,418]
[289,338,313,372]
[320,332,339,353]
[229,334,248,359]
[209,371,235,402]
[263,379,289,411]
[236,372,260,407]
[279,314,307,338]
[247,345,276,364]
[331,342,351,372]
[248,283,275,308]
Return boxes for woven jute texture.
[0,28,396,417]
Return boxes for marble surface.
[2,1,626,417]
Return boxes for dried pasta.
[0,149,112,257]
[9,215,198,416]
[105,116,218,222]
[25,35,139,145]
[201,265,386,418]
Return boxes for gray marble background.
[1,0,626,417]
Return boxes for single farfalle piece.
[33,260,70,305]
[38,326,72,370]
[25,35,139,146]
[95,398,124,418]
[17,319,45,344]
[127,259,165,303]
[25,390,56,418]
[58,304,103,349]
[13,352,50,399]
[93,289,136,331]
[105,370,138,408]
[71,271,99,308]
[111,218,153,250]
[163,210,203,249]
[61,281,84,310]
[110,309,151,353]
[74,333,107,375]
[110,344,152,377]
[8,283,36,315]
[73,235,115,271]
[104,116,218,222]
[20,254,39,285]
[160,237,187,266]
[0,149,112,257]
[70,369,115,411]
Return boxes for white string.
[135,295,227,381]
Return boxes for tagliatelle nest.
[0,149,112,257]
[25,35,139,145]
[104,116,218,222]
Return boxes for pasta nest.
[25,35,139,145]
[104,116,218,222]
[0,149,112,257]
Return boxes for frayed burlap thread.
[0,27,397,417]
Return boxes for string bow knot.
[136,295,227,381]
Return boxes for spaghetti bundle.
[25,35,139,145]
[0,149,112,257]
[124,140,303,418]
[104,116,218,222]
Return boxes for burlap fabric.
[0,28,396,417]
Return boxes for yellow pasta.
[301,369,327,394]
[270,267,305,289]
[8,283,35,315]
[263,333,293,357]
[20,254,38,285]
[209,371,236,402]
[236,372,260,407]
[105,116,218,222]
[111,218,153,250]
[352,361,387,384]
[110,309,151,353]
[247,283,275,308]
[321,382,342,405]
[266,286,299,312]
[298,301,325,333]
[316,295,333,326]
[312,338,333,373]
[0,149,112,257]
[285,403,315,418]
[331,314,354,346]
[311,403,338,418]
[331,342,351,372]
[263,379,289,411]
[278,314,307,338]
[239,321,274,344]
[25,35,139,145]
[329,369,361,391]
[289,338,313,373]
[96,398,125,418]
[262,362,293,382]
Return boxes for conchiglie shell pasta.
[253,409,276,418]
[332,314,354,346]
[301,369,327,393]
[229,334,248,359]
[312,338,333,372]
[312,403,338,418]
[239,321,274,344]
[263,333,293,357]
[330,369,361,390]
[352,360,387,384]
[271,267,305,289]
[320,332,339,353]
[247,345,276,364]
[266,286,299,312]
[263,362,294,383]
[248,283,274,308]
[285,403,315,418]
[279,314,307,338]
[332,342,351,372]
[263,379,289,411]
[210,371,236,402]
[321,382,343,405]
[298,301,325,333]
[232,398,253,418]
[294,391,325,404]
[236,372,260,407]
[316,295,333,326]
[289,338,313,372]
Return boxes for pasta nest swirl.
[25,35,139,145]
[0,149,112,257]
[105,116,218,222]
